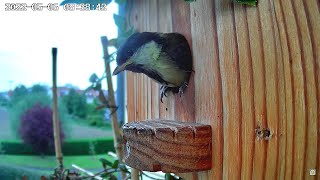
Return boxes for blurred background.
[0,0,124,178]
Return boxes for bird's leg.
[160,85,169,103]
[178,82,188,97]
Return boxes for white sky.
[0,0,118,92]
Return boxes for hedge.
[0,164,49,180]
[0,138,115,155]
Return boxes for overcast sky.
[0,0,118,92]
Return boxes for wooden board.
[125,0,320,179]
[122,120,212,173]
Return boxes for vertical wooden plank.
[216,0,242,178]
[190,1,223,180]
[258,0,280,178]
[290,0,318,179]
[273,1,295,179]
[137,1,145,122]
[171,1,196,180]
[302,0,320,177]
[126,0,140,122]
[233,4,254,180]
[136,0,146,122]
[143,0,152,120]
[268,0,287,179]
[279,1,307,179]
[148,0,159,120]
[125,0,320,179]
[275,23,287,180]
[126,72,134,121]
[246,5,267,180]
[171,0,195,123]
[141,0,148,121]
[271,1,287,179]
[157,0,174,120]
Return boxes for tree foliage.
[10,85,28,105]
[62,88,87,119]
[31,84,48,94]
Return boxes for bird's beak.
[112,60,133,75]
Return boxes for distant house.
[85,89,109,104]
[56,86,70,97]
[5,84,113,105]
[54,85,110,104]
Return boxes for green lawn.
[0,107,118,179]
[0,154,115,179]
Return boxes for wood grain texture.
[216,0,242,178]
[233,4,254,180]
[190,1,224,179]
[125,0,320,179]
[171,1,197,179]
[157,0,175,121]
[122,120,212,173]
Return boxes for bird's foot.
[178,82,188,97]
[160,85,169,103]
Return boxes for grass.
[70,115,113,131]
[0,107,117,179]
[0,164,50,180]
[0,154,116,180]
[0,154,114,169]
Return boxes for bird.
[112,32,193,103]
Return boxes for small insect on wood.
[122,120,212,173]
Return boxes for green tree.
[31,84,48,94]
[10,85,28,105]
[62,88,87,119]
[0,94,9,107]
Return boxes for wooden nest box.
[122,120,212,173]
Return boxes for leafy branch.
[235,0,257,6]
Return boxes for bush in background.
[62,88,87,119]
[10,92,51,136]
[86,102,109,127]
[19,104,64,154]
[0,138,114,155]
[9,89,69,139]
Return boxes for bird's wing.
[128,63,169,85]
[158,33,193,72]
[143,68,169,85]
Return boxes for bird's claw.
[178,82,188,97]
[160,82,188,102]
[160,85,169,103]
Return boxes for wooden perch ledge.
[122,120,212,173]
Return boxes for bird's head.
[112,32,162,75]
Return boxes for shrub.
[86,101,109,128]
[9,92,69,139]
[19,104,64,154]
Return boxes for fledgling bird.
[112,32,193,103]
